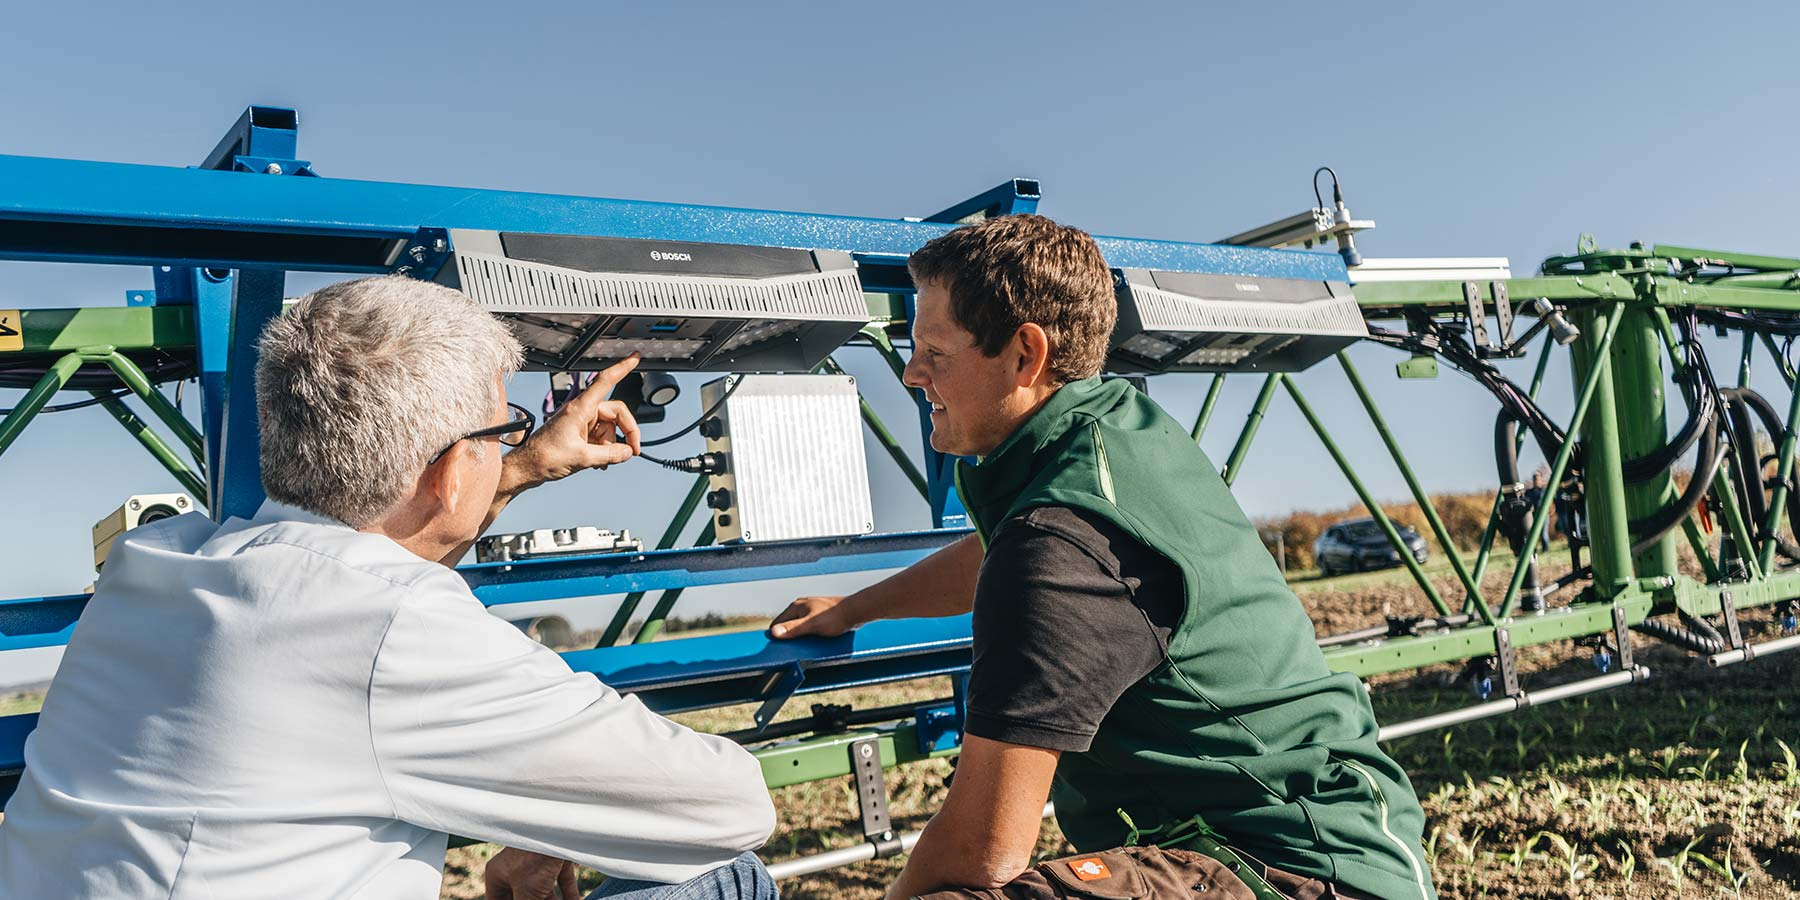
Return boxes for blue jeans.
[586,852,778,900]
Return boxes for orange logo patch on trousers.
[1067,858,1111,881]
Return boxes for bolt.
[263,162,283,175]
[176,497,188,508]
[859,744,874,759]
[128,499,141,510]
[409,245,427,263]
[432,237,448,253]
[394,265,412,277]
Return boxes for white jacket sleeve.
[368,572,776,883]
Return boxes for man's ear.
[1013,323,1053,388]
[422,445,466,514]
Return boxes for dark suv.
[1313,518,1429,576]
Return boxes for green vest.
[956,377,1436,900]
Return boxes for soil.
[435,550,1800,899]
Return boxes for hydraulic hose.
[1722,387,1800,544]
[1714,387,1800,561]
[1619,378,1714,483]
[1632,612,1729,655]
[1493,410,1548,610]
[1721,390,1769,532]
[1624,416,1723,557]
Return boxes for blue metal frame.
[0,105,1342,522]
[0,159,1345,280]
[0,530,971,654]
[0,105,1353,809]
[0,615,977,806]
[466,529,967,606]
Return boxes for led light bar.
[1108,268,1367,373]
[439,230,873,371]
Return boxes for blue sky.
[1,0,1797,633]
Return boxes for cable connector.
[640,451,728,474]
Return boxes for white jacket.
[0,502,775,898]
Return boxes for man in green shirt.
[771,214,1434,899]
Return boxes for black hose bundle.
[1632,611,1729,655]
[1617,311,1746,558]
[1368,319,1568,466]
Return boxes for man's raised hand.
[502,354,644,491]
[768,595,855,639]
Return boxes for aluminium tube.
[765,803,1057,881]
[1376,665,1651,742]
[1708,633,1800,668]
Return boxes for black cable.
[638,450,727,474]
[640,376,744,448]
[1620,329,1715,482]
[1312,166,1340,211]
[1698,308,1800,337]
[1722,391,1768,531]
[0,388,131,415]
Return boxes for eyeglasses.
[429,402,536,464]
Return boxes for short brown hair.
[908,214,1116,384]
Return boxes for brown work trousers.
[913,846,1374,900]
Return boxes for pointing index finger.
[586,352,642,396]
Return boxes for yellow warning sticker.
[0,310,20,352]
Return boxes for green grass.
[0,691,44,717]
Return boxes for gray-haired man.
[0,276,779,900]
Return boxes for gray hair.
[255,276,523,527]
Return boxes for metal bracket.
[751,663,806,733]
[1492,281,1516,349]
[226,155,316,177]
[848,736,902,858]
[924,178,1041,224]
[1468,281,1528,358]
[1612,606,1634,670]
[1495,628,1522,701]
[1720,590,1745,650]
[913,671,971,755]
[1463,282,1490,350]
[389,227,453,281]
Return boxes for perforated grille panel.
[703,375,873,544]
[1109,269,1367,373]
[1126,284,1367,337]
[453,253,868,320]
[442,230,872,372]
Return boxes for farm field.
[3,544,1790,898]
[439,544,1800,899]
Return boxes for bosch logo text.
[650,251,693,262]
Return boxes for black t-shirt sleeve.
[963,507,1178,753]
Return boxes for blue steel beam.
[924,178,1041,224]
[566,614,974,714]
[0,154,1347,281]
[212,270,284,520]
[0,594,86,652]
[178,106,311,517]
[0,712,33,805]
[0,617,976,808]
[463,527,968,606]
[0,529,972,652]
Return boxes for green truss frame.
[10,243,1800,795]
